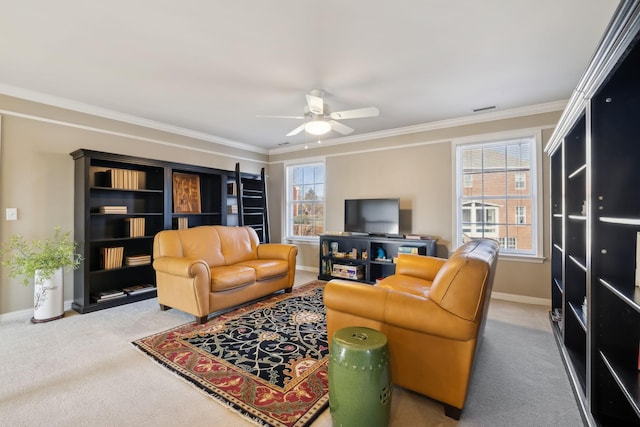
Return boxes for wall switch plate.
[6,208,17,221]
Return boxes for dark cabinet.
[70,149,241,313]
[546,3,640,424]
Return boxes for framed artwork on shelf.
[173,173,201,213]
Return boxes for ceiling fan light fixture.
[304,119,331,135]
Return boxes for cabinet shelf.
[91,186,163,193]
[599,278,640,314]
[568,255,587,272]
[568,301,587,331]
[554,278,564,293]
[600,351,640,419]
[568,164,587,179]
[600,217,640,226]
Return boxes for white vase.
[32,268,64,323]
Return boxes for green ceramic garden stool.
[329,326,392,427]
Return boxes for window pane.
[286,162,325,239]
[483,146,506,170]
[457,136,537,256]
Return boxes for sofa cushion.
[210,265,256,291]
[215,226,259,265]
[236,259,289,281]
[377,274,432,298]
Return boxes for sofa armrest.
[153,256,210,279]
[257,243,298,261]
[395,253,447,281]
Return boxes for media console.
[318,234,437,284]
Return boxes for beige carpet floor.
[0,270,581,426]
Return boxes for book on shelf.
[101,246,124,270]
[178,217,188,230]
[227,204,238,214]
[122,284,156,296]
[227,181,237,196]
[125,217,146,237]
[125,254,151,266]
[91,289,126,303]
[405,234,432,240]
[101,168,141,190]
[398,246,420,254]
[99,205,128,214]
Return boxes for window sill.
[498,253,546,263]
[284,236,320,245]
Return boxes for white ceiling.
[0,1,621,153]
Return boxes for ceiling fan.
[258,89,379,137]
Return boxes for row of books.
[125,217,146,237]
[125,254,151,266]
[177,217,189,230]
[91,284,156,303]
[101,246,124,270]
[102,168,141,190]
[99,205,128,214]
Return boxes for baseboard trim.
[296,265,318,273]
[0,300,74,323]
[492,291,550,307]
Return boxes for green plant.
[0,227,82,286]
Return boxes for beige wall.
[0,94,561,315]
[270,111,561,302]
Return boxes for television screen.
[344,198,400,235]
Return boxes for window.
[285,161,325,240]
[515,206,526,224]
[455,135,539,257]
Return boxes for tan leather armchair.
[323,239,499,419]
[153,226,298,324]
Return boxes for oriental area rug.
[132,281,329,427]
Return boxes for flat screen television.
[344,198,400,235]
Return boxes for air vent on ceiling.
[277,142,290,146]
[473,105,496,112]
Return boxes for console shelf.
[318,234,437,283]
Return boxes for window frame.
[452,129,544,262]
[283,158,326,242]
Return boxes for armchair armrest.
[395,253,446,281]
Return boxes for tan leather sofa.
[153,225,298,324]
[323,239,499,419]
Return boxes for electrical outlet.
[6,208,17,221]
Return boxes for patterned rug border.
[132,280,329,427]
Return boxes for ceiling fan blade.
[329,120,354,135]
[256,114,305,119]
[286,123,306,136]
[330,106,379,120]
[306,94,324,115]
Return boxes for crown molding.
[268,100,567,155]
[0,82,565,158]
[0,83,269,155]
